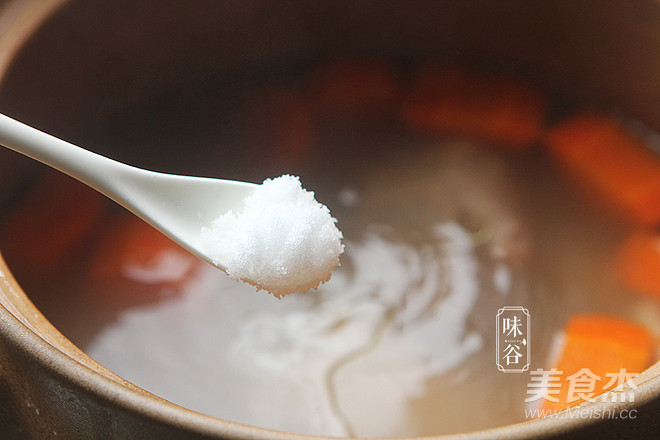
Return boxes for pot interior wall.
[2,0,660,151]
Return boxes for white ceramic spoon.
[0,113,257,271]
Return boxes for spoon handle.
[0,112,259,268]
[0,113,132,198]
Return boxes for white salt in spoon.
[0,113,257,271]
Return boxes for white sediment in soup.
[86,142,527,437]
[86,221,484,437]
[200,174,344,297]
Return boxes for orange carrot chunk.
[0,171,103,275]
[311,58,400,120]
[256,87,316,164]
[542,314,653,413]
[546,113,660,226]
[615,232,660,299]
[401,66,546,149]
[89,215,199,289]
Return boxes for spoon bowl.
[0,113,257,271]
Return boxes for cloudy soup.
[1,58,659,437]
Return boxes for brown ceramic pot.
[0,1,659,439]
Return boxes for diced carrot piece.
[256,87,316,164]
[0,171,103,276]
[541,315,653,413]
[88,215,199,289]
[546,113,660,226]
[310,58,400,120]
[401,66,546,149]
[615,232,660,299]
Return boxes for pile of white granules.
[200,175,344,297]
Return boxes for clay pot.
[0,1,659,438]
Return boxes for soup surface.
[1,60,659,437]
